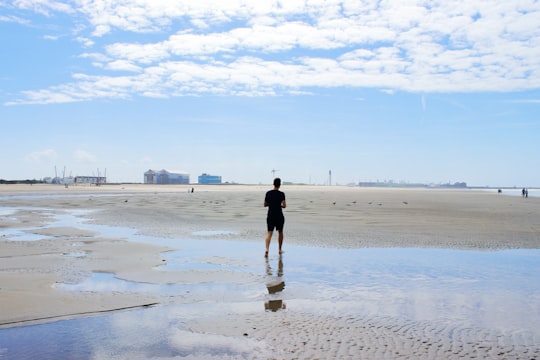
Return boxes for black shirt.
[265,189,285,218]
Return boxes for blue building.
[144,169,189,184]
[198,173,222,184]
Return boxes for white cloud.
[92,24,111,37]
[12,0,74,16]
[0,14,31,25]
[74,149,97,163]
[25,149,57,162]
[6,0,540,104]
[76,36,95,47]
[509,99,540,104]
[43,34,59,40]
[140,156,153,163]
[106,60,142,72]
[105,42,169,64]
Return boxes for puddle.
[0,208,88,241]
[0,304,268,359]
[55,272,182,294]
[0,207,140,242]
[0,228,52,241]
[0,193,129,201]
[281,247,540,329]
[55,271,260,304]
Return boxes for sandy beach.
[1,184,539,359]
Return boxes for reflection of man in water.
[266,256,284,293]
[264,178,286,257]
[265,256,286,311]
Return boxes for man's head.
[273,177,281,188]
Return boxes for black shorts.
[267,216,285,232]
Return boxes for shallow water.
[2,244,540,359]
[483,187,539,198]
[1,208,539,359]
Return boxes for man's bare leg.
[278,230,284,254]
[265,231,273,257]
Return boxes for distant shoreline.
[1,181,538,190]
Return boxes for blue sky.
[1,1,539,186]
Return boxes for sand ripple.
[190,311,540,359]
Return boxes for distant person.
[522,188,526,197]
[525,189,528,198]
[264,178,286,257]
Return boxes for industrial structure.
[198,173,222,184]
[74,176,106,185]
[144,169,189,184]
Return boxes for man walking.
[264,178,286,257]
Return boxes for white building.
[144,169,189,184]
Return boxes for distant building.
[74,176,106,185]
[144,170,157,184]
[46,176,75,185]
[198,173,222,184]
[144,169,189,184]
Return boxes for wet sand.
[1,184,539,359]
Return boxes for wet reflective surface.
[2,243,539,359]
[483,188,539,198]
[265,256,286,311]
[0,208,539,359]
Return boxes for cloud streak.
[74,149,97,163]
[25,149,58,162]
[5,0,540,104]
